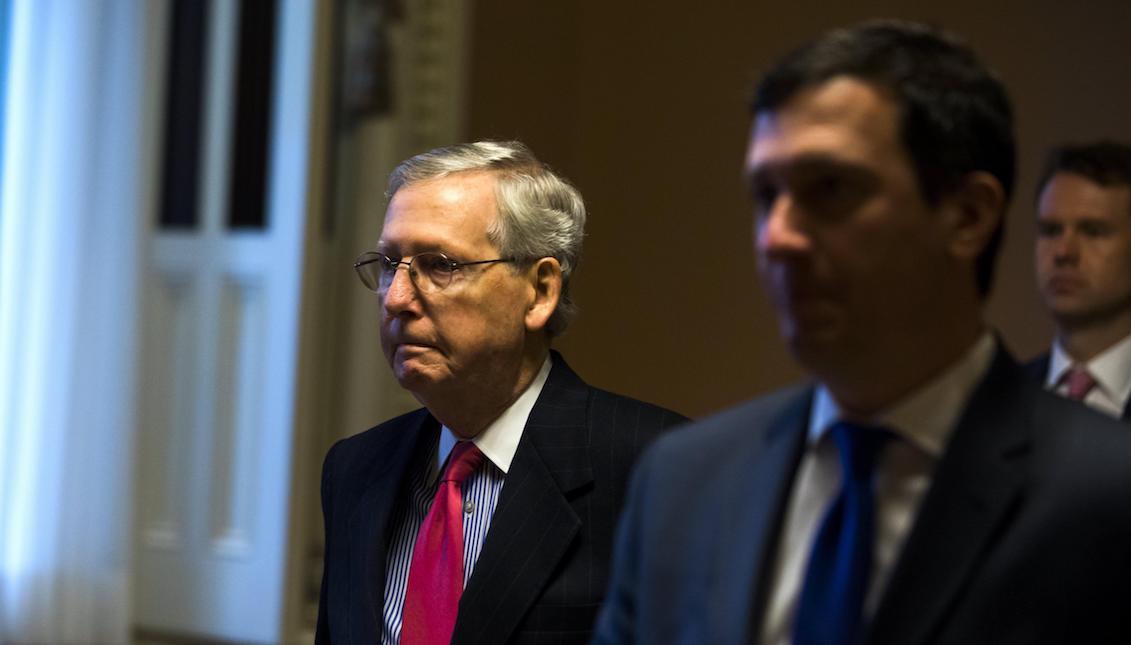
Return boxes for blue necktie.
[793,422,889,645]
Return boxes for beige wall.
[465,0,1131,418]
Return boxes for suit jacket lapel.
[869,348,1032,645]
[1022,353,1050,384]
[345,411,438,645]
[453,355,592,644]
[710,389,811,644]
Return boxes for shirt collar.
[434,356,553,482]
[1049,332,1131,405]
[809,332,997,458]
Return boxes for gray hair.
[386,140,587,336]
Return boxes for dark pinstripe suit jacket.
[1024,352,1131,420]
[316,352,686,645]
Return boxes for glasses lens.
[355,253,383,292]
[414,253,455,292]
[376,254,400,292]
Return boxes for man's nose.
[756,195,810,258]
[381,265,419,314]
[1053,231,1080,264]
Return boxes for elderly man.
[315,141,685,645]
[594,21,1131,645]
[1028,142,1131,419]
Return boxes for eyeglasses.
[354,251,515,294]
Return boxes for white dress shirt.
[1046,332,1131,418]
[381,357,552,645]
[760,333,996,645]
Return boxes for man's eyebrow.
[1039,213,1107,222]
[746,155,867,186]
[1073,216,1115,226]
[376,242,446,255]
[745,158,786,190]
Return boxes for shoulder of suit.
[1025,389,1131,523]
[323,407,429,471]
[1027,385,1131,480]
[643,383,811,460]
[1032,384,1129,438]
[346,406,429,443]
[546,354,688,429]
[1021,352,1051,381]
[585,385,689,427]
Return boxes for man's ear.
[945,171,1006,263]
[525,257,562,333]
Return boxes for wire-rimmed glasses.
[354,251,515,294]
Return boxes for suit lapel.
[345,411,437,645]
[1022,353,1050,385]
[869,348,1032,645]
[710,389,811,644]
[452,355,592,644]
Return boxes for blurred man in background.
[1028,141,1131,420]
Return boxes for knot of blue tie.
[794,422,890,645]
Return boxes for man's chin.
[788,334,837,362]
[1043,288,1100,314]
[782,318,862,371]
[780,311,841,347]
[392,359,451,394]
[1052,303,1125,331]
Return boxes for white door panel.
[133,1,316,642]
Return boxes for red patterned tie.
[1065,367,1097,401]
[401,442,485,645]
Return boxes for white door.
[132,1,317,642]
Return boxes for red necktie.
[1065,367,1097,401]
[401,441,484,645]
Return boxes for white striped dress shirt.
[381,358,552,645]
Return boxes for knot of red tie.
[1065,367,1097,402]
[442,441,485,484]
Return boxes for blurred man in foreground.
[595,21,1131,645]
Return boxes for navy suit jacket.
[1024,352,1131,420]
[316,353,686,645]
[594,347,1131,644]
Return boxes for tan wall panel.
[466,0,1131,417]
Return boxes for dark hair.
[1036,142,1131,203]
[751,20,1016,297]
